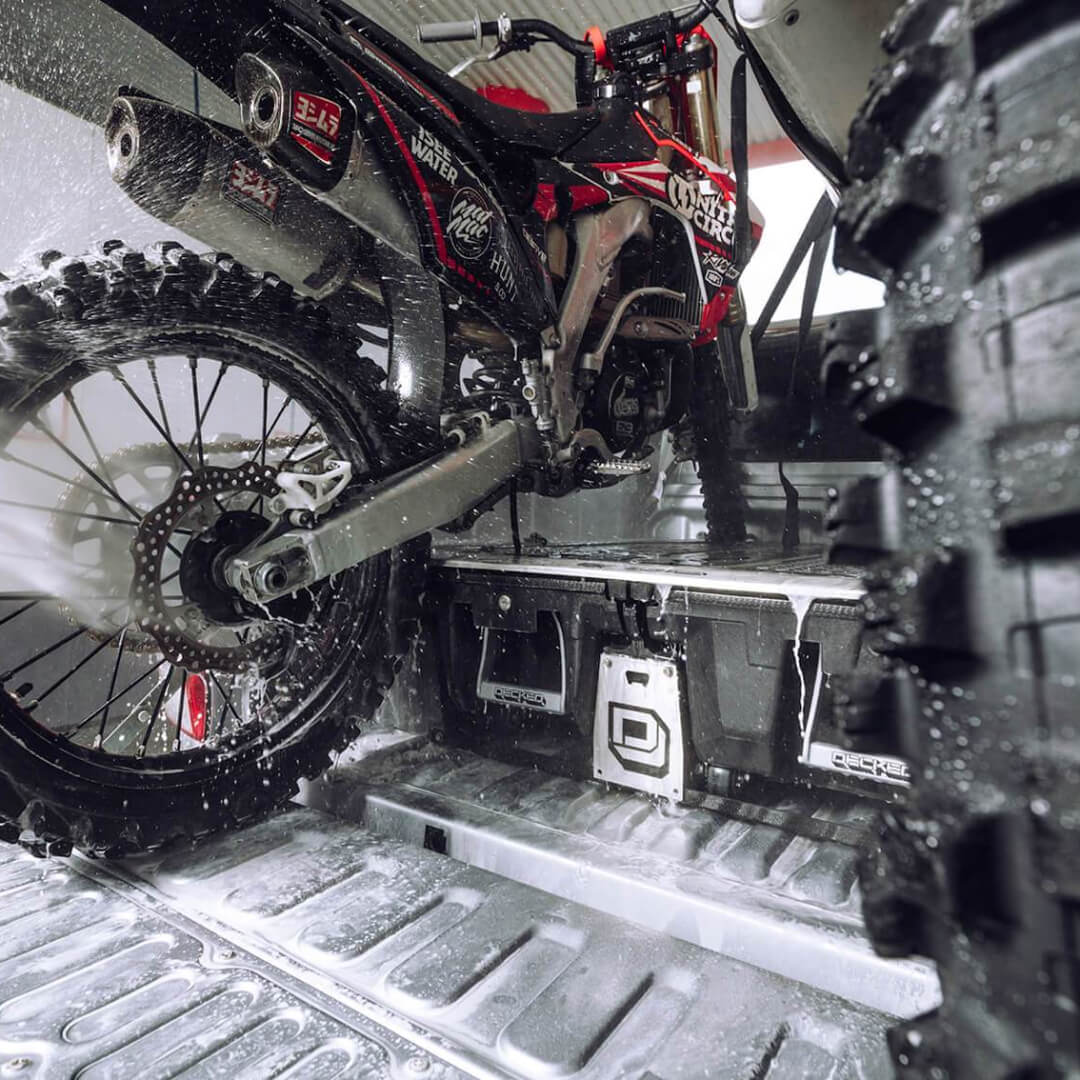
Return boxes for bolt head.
[497,594,512,612]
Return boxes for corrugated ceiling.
[345,0,786,148]
[1,0,786,152]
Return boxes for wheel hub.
[178,510,269,626]
[130,462,284,672]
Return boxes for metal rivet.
[497,594,512,613]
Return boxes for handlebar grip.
[417,14,482,43]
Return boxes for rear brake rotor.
[129,462,285,673]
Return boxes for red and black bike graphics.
[549,111,763,344]
[348,67,551,334]
[244,10,759,346]
[257,21,555,339]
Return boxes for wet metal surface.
[0,843,468,1080]
[433,543,866,603]
[303,747,940,1019]
[0,803,909,1077]
[42,805,901,1079]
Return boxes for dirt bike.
[1,1,1078,1076]
[0,0,769,852]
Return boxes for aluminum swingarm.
[226,416,538,604]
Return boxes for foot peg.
[586,459,652,479]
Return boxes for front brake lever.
[447,41,510,78]
[447,12,526,79]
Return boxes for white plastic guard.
[593,650,687,802]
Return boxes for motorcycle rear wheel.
[0,242,423,856]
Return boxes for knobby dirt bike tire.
[824,1,1080,1076]
[0,241,427,857]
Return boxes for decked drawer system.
[428,543,909,800]
[0,544,935,1078]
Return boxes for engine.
[582,344,690,455]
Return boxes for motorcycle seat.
[396,51,604,159]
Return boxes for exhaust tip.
[237,54,287,149]
[105,98,141,182]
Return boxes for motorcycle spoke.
[259,378,269,470]
[174,670,187,752]
[64,390,114,488]
[281,420,319,466]
[30,630,122,709]
[30,418,143,522]
[146,358,172,439]
[0,497,141,528]
[252,395,294,466]
[0,450,109,502]
[113,370,226,518]
[71,654,168,736]
[1,625,90,683]
[183,362,228,457]
[189,356,205,469]
[115,370,195,474]
[138,665,174,757]
[96,626,127,746]
[208,670,244,728]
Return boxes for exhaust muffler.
[236,51,421,264]
[106,96,362,299]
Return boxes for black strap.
[508,478,522,556]
[778,203,834,553]
[751,192,834,349]
[730,54,751,274]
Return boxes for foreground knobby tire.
[825,2,1080,1076]
[0,241,426,857]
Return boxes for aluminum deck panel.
[302,745,941,1019]
[89,806,900,1079]
[0,844,469,1080]
[432,544,866,603]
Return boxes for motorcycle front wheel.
[0,242,423,856]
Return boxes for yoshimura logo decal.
[289,92,342,165]
[223,161,280,223]
[447,188,494,260]
[666,172,736,247]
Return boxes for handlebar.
[416,12,596,56]
[674,3,711,32]
[416,14,493,44]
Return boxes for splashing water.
[790,593,815,748]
